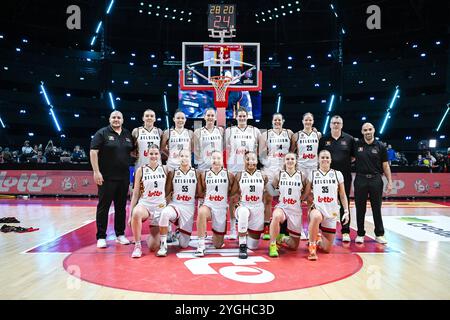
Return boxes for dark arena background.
[0,0,449,310]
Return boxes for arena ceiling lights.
[138,2,192,22]
[255,1,301,23]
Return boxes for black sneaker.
[239,244,248,259]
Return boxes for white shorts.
[275,205,303,237]
[262,167,280,184]
[166,202,195,235]
[203,202,228,235]
[298,167,315,182]
[196,161,211,173]
[235,203,265,235]
[166,157,181,171]
[136,200,164,227]
[311,206,338,233]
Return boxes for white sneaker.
[355,236,365,244]
[156,245,168,257]
[194,246,205,257]
[96,239,107,248]
[131,245,142,258]
[375,236,388,244]
[342,233,351,242]
[115,235,130,245]
[300,230,308,240]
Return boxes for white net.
[210,76,233,102]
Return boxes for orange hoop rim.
[210,75,233,88]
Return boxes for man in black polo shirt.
[318,115,355,242]
[90,110,135,248]
[353,123,392,245]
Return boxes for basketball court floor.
[0,197,449,300]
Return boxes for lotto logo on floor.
[367,216,450,242]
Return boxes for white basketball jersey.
[140,165,166,207]
[172,168,197,205]
[266,129,291,170]
[228,126,259,173]
[167,128,191,169]
[277,170,303,210]
[310,169,343,219]
[135,126,161,168]
[239,170,265,207]
[197,127,223,171]
[204,168,229,208]
[296,131,320,169]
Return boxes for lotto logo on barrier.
[0,170,97,195]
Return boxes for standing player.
[132,109,163,169]
[156,149,202,257]
[194,151,235,256]
[128,144,168,258]
[161,110,194,170]
[161,110,194,242]
[225,107,262,239]
[290,112,322,239]
[307,150,350,261]
[193,108,224,172]
[230,151,268,259]
[267,153,310,257]
[260,113,294,240]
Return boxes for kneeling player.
[128,144,168,258]
[231,151,268,259]
[195,151,235,256]
[307,150,349,260]
[268,153,310,257]
[157,149,201,257]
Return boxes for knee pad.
[178,233,191,248]
[247,236,260,249]
[236,207,250,233]
[159,206,176,227]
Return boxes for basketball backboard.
[180,42,261,91]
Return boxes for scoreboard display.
[208,4,236,30]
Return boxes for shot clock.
[208,4,236,30]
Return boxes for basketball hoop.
[210,75,233,107]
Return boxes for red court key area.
[63,239,363,295]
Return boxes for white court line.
[21,219,95,254]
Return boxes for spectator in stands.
[424,151,436,167]
[434,153,445,172]
[31,150,47,163]
[398,152,408,166]
[447,148,450,171]
[2,148,12,163]
[415,154,426,166]
[20,140,34,162]
[32,144,39,156]
[11,151,19,163]
[387,144,396,165]
[22,140,33,155]
[71,145,87,163]
[45,146,61,163]
[45,140,54,154]
[0,152,4,164]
